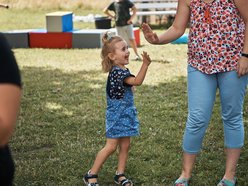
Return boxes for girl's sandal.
[114,173,133,186]
[217,178,237,186]
[174,178,189,186]
[83,171,99,186]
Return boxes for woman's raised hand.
[141,23,160,44]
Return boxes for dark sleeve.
[123,74,135,86]
[127,0,134,8]
[107,2,115,11]
[0,33,21,88]
[107,68,134,99]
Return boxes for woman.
[142,0,248,185]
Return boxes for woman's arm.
[234,0,248,77]
[0,85,21,146]
[142,0,190,44]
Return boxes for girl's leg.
[178,66,217,181]
[218,71,248,182]
[88,138,118,183]
[117,137,131,174]
[115,137,132,185]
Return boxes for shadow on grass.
[11,66,248,186]
[151,59,170,64]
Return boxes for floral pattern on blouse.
[188,0,245,74]
[106,66,134,99]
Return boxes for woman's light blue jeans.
[183,65,248,154]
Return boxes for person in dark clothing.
[0,33,22,186]
[103,0,141,61]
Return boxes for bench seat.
[137,10,176,16]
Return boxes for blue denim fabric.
[183,65,248,153]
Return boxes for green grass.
[1,8,248,186]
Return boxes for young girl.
[83,32,151,186]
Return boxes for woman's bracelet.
[241,53,248,59]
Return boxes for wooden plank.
[131,0,178,24]
[135,3,177,9]
[136,10,176,15]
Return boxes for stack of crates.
[29,11,73,48]
[3,11,143,49]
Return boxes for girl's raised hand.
[141,51,151,66]
[141,23,159,44]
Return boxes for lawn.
[0,6,248,186]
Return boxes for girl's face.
[110,40,130,68]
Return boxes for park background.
[0,0,248,185]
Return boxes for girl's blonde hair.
[101,32,124,73]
